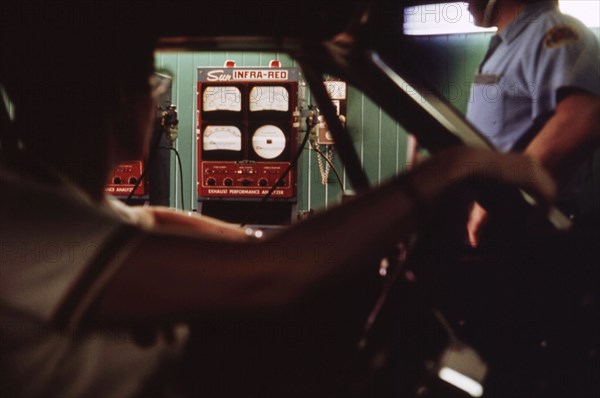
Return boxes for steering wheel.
[176,152,570,398]
[353,175,599,398]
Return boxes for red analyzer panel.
[196,66,299,200]
[104,160,146,196]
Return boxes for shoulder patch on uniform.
[543,25,580,48]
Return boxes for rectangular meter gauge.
[249,86,289,112]
[202,86,242,112]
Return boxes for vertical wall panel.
[345,85,365,194]
[259,52,278,65]
[242,52,261,66]
[209,52,228,66]
[361,96,382,182]
[380,110,402,181]
[411,33,493,113]
[156,52,179,208]
[175,53,196,211]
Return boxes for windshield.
[154,50,410,217]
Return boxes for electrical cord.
[241,127,312,227]
[160,146,185,210]
[125,125,164,205]
[310,142,344,191]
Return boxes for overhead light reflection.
[438,366,484,397]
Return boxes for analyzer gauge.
[202,86,242,112]
[203,126,242,151]
[324,81,347,100]
[249,86,289,112]
[252,125,286,159]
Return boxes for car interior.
[1,0,598,397]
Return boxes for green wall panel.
[380,111,403,179]
[361,92,382,182]
[176,53,196,211]
[345,86,365,194]
[409,33,493,114]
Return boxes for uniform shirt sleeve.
[530,21,600,122]
[0,176,140,322]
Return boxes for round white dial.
[252,125,286,159]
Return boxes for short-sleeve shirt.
[466,1,600,152]
[0,168,183,397]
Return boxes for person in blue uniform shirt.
[466,0,600,246]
